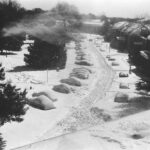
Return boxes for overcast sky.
[19,0,150,18]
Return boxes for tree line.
[0,1,83,149]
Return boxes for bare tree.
[50,2,81,30]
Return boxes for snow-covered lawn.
[1,33,149,150]
[0,34,106,149]
[12,34,150,150]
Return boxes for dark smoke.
[2,12,74,45]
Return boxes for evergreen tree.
[0,35,23,54]
[0,0,25,54]
[0,63,5,81]
[5,36,22,52]
[0,63,27,125]
[0,133,6,150]
[24,39,66,69]
[0,0,24,30]
[0,83,27,125]
[100,19,111,36]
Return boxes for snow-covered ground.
[1,33,149,150]
[9,33,150,150]
[0,33,114,150]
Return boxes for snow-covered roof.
[83,20,103,26]
[140,51,150,60]
[114,21,150,36]
[113,21,129,30]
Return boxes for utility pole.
[47,69,48,83]
[109,43,110,54]
[129,64,132,74]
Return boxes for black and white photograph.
[0,0,150,149]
